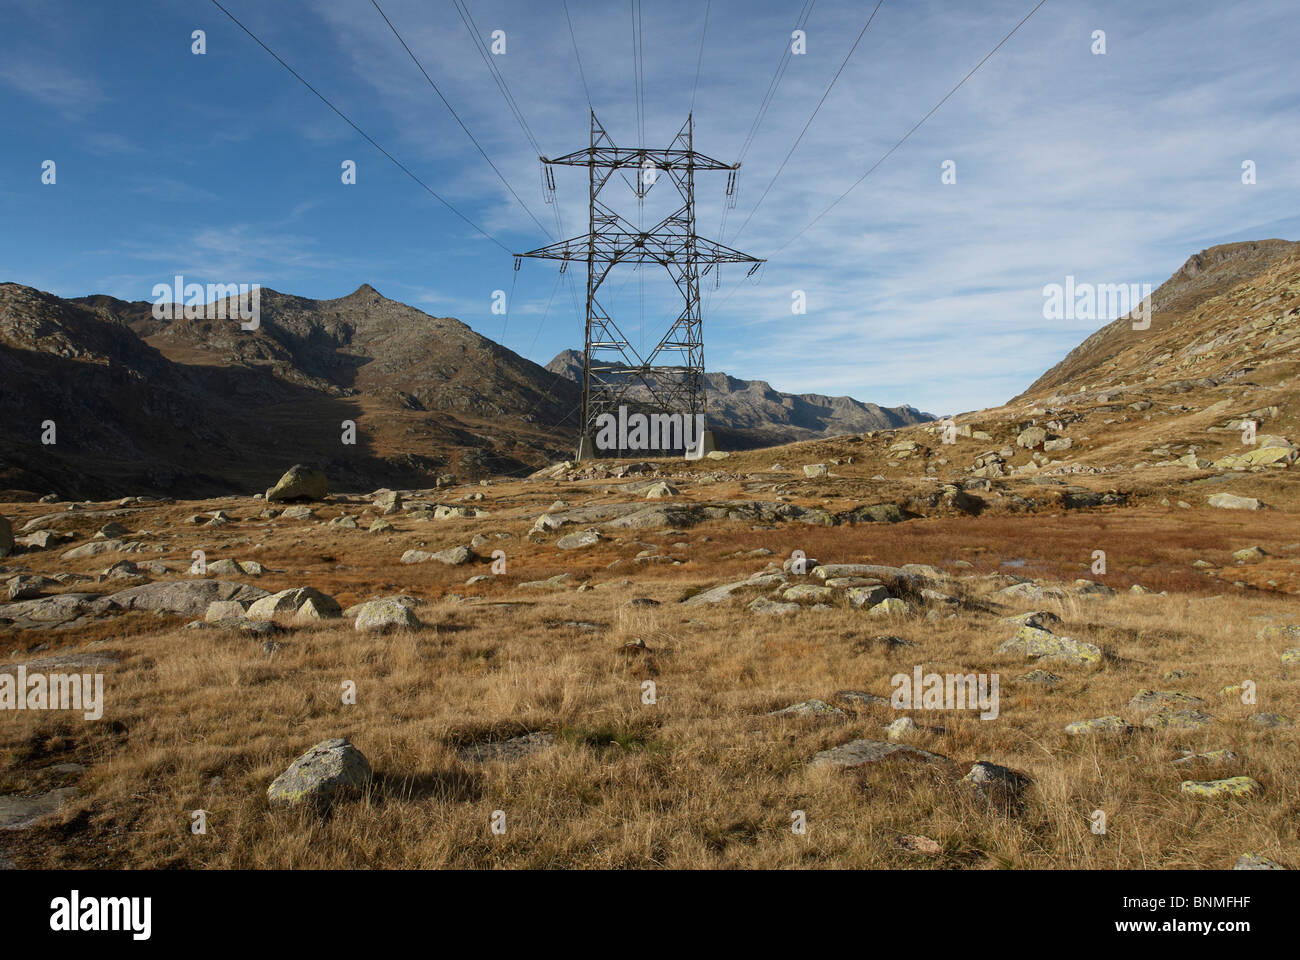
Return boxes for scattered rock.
[1064,716,1132,736]
[461,732,555,763]
[266,738,371,810]
[1180,776,1260,799]
[0,787,77,830]
[896,834,942,855]
[998,625,1101,666]
[557,529,603,550]
[810,739,949,768]
[354,598,421,632]
[246,587,341,621]
[767,699,844,718]
[1234,853,1285,870]
[266,464,328,502]
[1207,493,1261,511]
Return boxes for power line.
[735,0,817,165]
[689,0,712,117]
[714,0,1051,314]
[207,0,510,253]
[773,0,1050,259]
[563,0,593,111]
[370,0,554,242]
[728,0,884,243]
[450,0,543,157]
[630,0,646,146]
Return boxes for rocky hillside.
[1021,239,1300,398]
[545,349,932,445]
[0,283,579,499]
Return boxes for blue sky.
[2,0,1297,415]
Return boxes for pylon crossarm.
[541,147,735,172]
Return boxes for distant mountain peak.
[544,350,933,442]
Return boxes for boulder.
[354,598,421,632]
[266,465,328,502]
[266,738,371,809]
[868,598,910,617]
[107,580,269,616]
[998,625,1101,666]
[0,515,13,558]
[1234,854,1285,870]
[811,738,948,768]
[373,490,402,515]
[246,587,341,621]
[557,529,602,550]
[1016,426,1048,449]
[644,481,678,499]
[767,699,844,718]
[1180,777,1260,799]
[1207,493,1261,510]
[1064,716,1132,736]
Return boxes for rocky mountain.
[545,349,933,445]
[0,283,579,499]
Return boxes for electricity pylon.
[518,112,764,460]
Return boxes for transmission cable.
[728,0,884,243]
[207,0,511,252]
[370,0,554,241]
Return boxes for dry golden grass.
[2,479,1297,869]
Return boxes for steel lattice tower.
[519,112,764,459]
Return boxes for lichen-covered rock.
[354,598,421,632]
[266,738,371,809]
[460,732,555,763]
[205,600,247,622]
[767,699,844,718]
[1144,708,1215,730]
[108,579,269,616]
[782,584,834,602]
[998,608,1060,632]
[1207,493,1261,510]
[748,597,801,616]
[998,625,1101,666]
[1234,853,1285,870]
[846,584,890,608]
[1257,623,1300,643]
[868,598,911,617]
[373,490,401,515]
[266,464,328,502]
[1065,716,1133,736]
[885,716,919,740]
[1172,748,1236,765]
[811,738,948,768]
[1016,669,1061,686]
[1180,776,1260,798]
[246,587,341,621]
[557,529,602,550]
[1128,689,1206,715]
